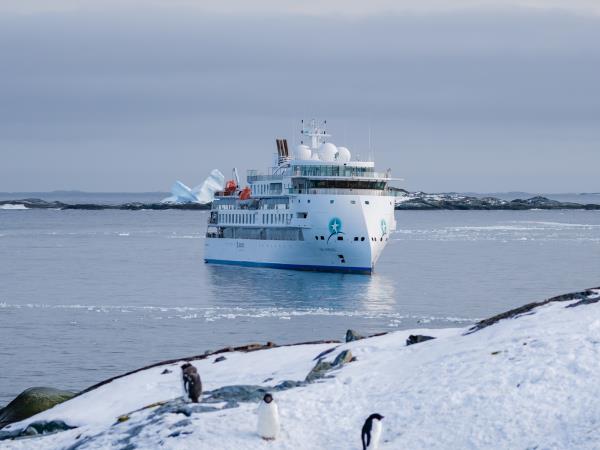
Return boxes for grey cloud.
[0,9,599,192]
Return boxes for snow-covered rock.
[393,191,600,210]
[2,287,600,449]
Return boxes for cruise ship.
[204,120,397,274]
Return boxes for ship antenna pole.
[368,124,372,161]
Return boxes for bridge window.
[307,179,386,190]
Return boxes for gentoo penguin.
[256,393,280,440]
[361,413,384,450]
[181,362,202,403]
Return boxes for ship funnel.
[275,138,290,165]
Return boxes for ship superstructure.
[204,119,397,274]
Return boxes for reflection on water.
[203,264,397,312]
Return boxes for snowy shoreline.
[1,286,600,449]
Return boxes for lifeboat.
[224,180,237,196]
[239,186,252,200]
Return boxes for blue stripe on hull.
[204,259,372,275]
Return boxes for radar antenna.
[300,119,330,150]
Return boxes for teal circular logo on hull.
[328,217,342,235]
[327,217,344,243]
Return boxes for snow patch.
[0,204,28,210]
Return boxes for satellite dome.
[336,146,351,163]
[295,144,311,160]
[318,142,337,162]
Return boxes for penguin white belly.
[257,402,280,439]
[369,420,382,449]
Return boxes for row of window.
[291,165,374,177]
[219,213,294,225]
[253,183,285,195]
[296,199,371,205]
[313,235,388,242]
[206,227,304,241]
[215,198,289,210]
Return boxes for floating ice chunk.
[192,169,225,204]
[162,169,225,204]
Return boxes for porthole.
[361,237,365,241]
[365,201,370,205]
[354,237,358,241]
[337,236,343,241]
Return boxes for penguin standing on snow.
[257,393,280,440]
[361,413,384,450]
[181,362,202,403]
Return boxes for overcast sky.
[1,1,599,193]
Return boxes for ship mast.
[301,119,331,150]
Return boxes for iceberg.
[161,169,225,204]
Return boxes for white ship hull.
[204,194,395,274]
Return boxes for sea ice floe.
[161,169,225,204]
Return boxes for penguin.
[256,393,280,441]
[361,413,384,450]
[181,362,202,403]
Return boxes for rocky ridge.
[2,194,599,211]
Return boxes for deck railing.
[288,188,391,196]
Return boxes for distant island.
[0,198,210,210]
[2,193,600,211]
[393,191,600,210]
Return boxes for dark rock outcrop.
[406,335,436,346]
[345,329,364,342]
[466,287,600,334]
[0,420,74,441]
[0,387,75,429]
[305,350,354,382]
[313,347,338,361]
[0,199,210,210]
[394,194,600,211]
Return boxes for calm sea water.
[1,208,599,404]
